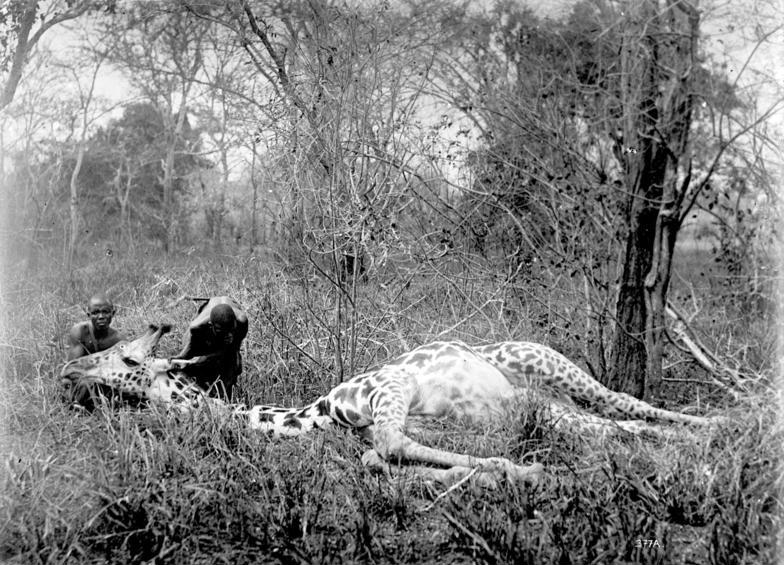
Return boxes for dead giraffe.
[60,325,719,488]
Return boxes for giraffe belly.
[408,358,514,422]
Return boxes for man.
[171,296,248,400]
[65,294,127,409]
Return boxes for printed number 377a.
[634,539,661,549]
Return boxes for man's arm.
[233,319,248,349]
[176,325,201,359]
[169,353,218,371]
[173,327,226,364]
[170,349,229,374]
[66,325,88,361]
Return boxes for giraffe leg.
[371,426,543,485]
[366,374,543,486]
[546,401,673,438]
[361,450,500,489]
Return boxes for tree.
[98,2,210,251]
[93,102,210,246]
[431,0,781,397]
[0,48,77,273]
[0,0,99,111]
[54,45,109,272]
[188,20,259,251]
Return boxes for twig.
[441,510,500,561]
[420,467,480,512]
[665,303,746,400]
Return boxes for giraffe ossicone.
[60,325,720,489]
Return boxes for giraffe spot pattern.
[62,332,714,440]
[282,415,302,428]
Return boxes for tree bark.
[603,0,666,397]
[643,2,699,394]
[604,0,698,398]
[0,1,37,112]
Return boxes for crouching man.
[65,293,127,409]
[171,296,248,400]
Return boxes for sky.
[44,1,783,137]
[14,0,784,193]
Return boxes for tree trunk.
[603,0,665,397]
[162,43,200,252]
[603,0,698,398]
[606,190,661,398]
[0,0,91,111]
[114,159,134,246]
[644,191,680,393]
[644,2,699,393]
[67,143,85,272]
[250,140,259,253]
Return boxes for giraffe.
[60,325,720,488]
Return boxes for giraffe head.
[60,323,201,405]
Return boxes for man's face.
[88,301,114,330]
[211,321,235,346]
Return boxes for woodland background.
[0,0,782,563]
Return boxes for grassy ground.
[0,250,780,564]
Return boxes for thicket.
[1,0,781,563]
[0,251,780,564]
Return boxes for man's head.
[209,304,237,345]
[86,294,116,331]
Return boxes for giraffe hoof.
[471,472,500,489]
[361,449,386,471]
[482,457,544,486]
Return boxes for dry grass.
[0,251,780,564]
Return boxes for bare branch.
[0,0,94,111]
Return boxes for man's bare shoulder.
[67,321,91,342]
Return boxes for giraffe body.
[60,327,719,488]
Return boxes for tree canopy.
[0,0,779,395]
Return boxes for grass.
[0,250,781,564]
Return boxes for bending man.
[172,296,248,400]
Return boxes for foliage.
[0,252,780,564]
[429,0,779,395]
[2,102,209,251]
[0,2,780,560]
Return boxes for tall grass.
[1,250,780,564]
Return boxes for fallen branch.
[665,303,746,400]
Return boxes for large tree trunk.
[606,163,665,397]
[644,2,699,394]
[603,0,666,397]
[602,0,698,398]
[0,1,37,111]
[0,0,90,111]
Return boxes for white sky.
[19,0,784,188]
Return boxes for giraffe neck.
[143,367,337,434]
[239,396,336,436]
[146,369,210,407]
